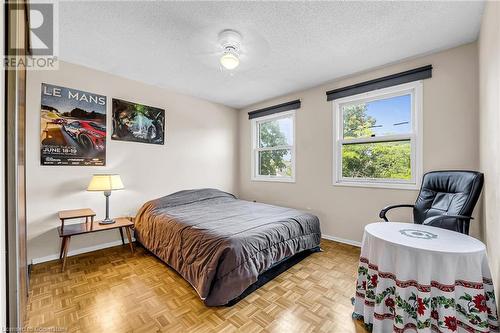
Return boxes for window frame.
[251,110,296,183]
[332,81,423,190]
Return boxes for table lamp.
[87,174,124,224]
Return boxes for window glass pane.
[259,116,293,148]
[342,140,411,180]
[258,149,292,177]
[342,94,411,139]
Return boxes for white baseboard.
[31,238,135,265]
[31,234,357,265]
[322,234,361,247]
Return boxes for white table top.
[365,222,485,254]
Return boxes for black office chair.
[379,170,484,235]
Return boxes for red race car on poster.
[63,120,106,151]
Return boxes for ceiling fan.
[218,29,242,70]
[189,27,269,73]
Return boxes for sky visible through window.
[259,117,293,147]
[276,118,293,145]
[365,94,411,136]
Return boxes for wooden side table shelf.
[57,209,134,272]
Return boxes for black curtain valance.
[248,99,301,119]
[326,65,432,101]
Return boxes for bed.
[134,188,321,306]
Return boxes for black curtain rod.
[248,99,301,119]
[326,65,432,101]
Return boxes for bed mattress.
[134,188,321,306]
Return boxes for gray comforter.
[134,188,321,306]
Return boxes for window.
[333,81,422,189]
[252,111,295,182]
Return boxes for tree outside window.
[252,112,294,181]
[334,81,421,188]
[341,103,411,180]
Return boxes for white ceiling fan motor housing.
[218,29,242,54]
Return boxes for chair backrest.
[413,170,484,232]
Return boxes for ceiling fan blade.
[188,26,270,70]
[191,51,220,57]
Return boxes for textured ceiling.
[59,1,484,109]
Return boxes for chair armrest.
[423,214,474,226]
[379,204,415,222]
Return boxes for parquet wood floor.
[26,240,369,333]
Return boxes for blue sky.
[265,94,410,144]
[260,117,293,147]
[365,94,411,136]
[277,118,293,144]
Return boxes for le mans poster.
[40,83,107,166]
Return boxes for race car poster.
[40,83,107,166]
[111,98,165,145]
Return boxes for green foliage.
[375,286,395,304]
[431,296,455,309]
[257,104,412,180]
[342,103,411,180]
[343,104,376,139]
[342,141,411,180]
[258,121,291,176]
[456,294,489,329]
[134,103,148,117]
[358,266,368,276]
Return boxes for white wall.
[26,61,239,263]
[238,43,479,244]
[478,1,500,303]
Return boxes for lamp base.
[99,218,115,225]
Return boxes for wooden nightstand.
[57,209,134,271]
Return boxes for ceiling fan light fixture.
[220,49,240,70]
[218,29,242,70]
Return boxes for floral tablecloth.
[353,222,499,333]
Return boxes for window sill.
[333,180,419,190]
[251,177,296,183]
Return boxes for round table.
[353,222,499,333]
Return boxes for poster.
[111,98,165,145]
[40,83,106,166]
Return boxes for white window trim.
[332,81,423,190]
[251,110,296,183]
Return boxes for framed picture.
[111,98,165,145]
[40,83,106,166]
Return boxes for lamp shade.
[87,174,124,191]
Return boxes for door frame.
[4,1,30,329]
